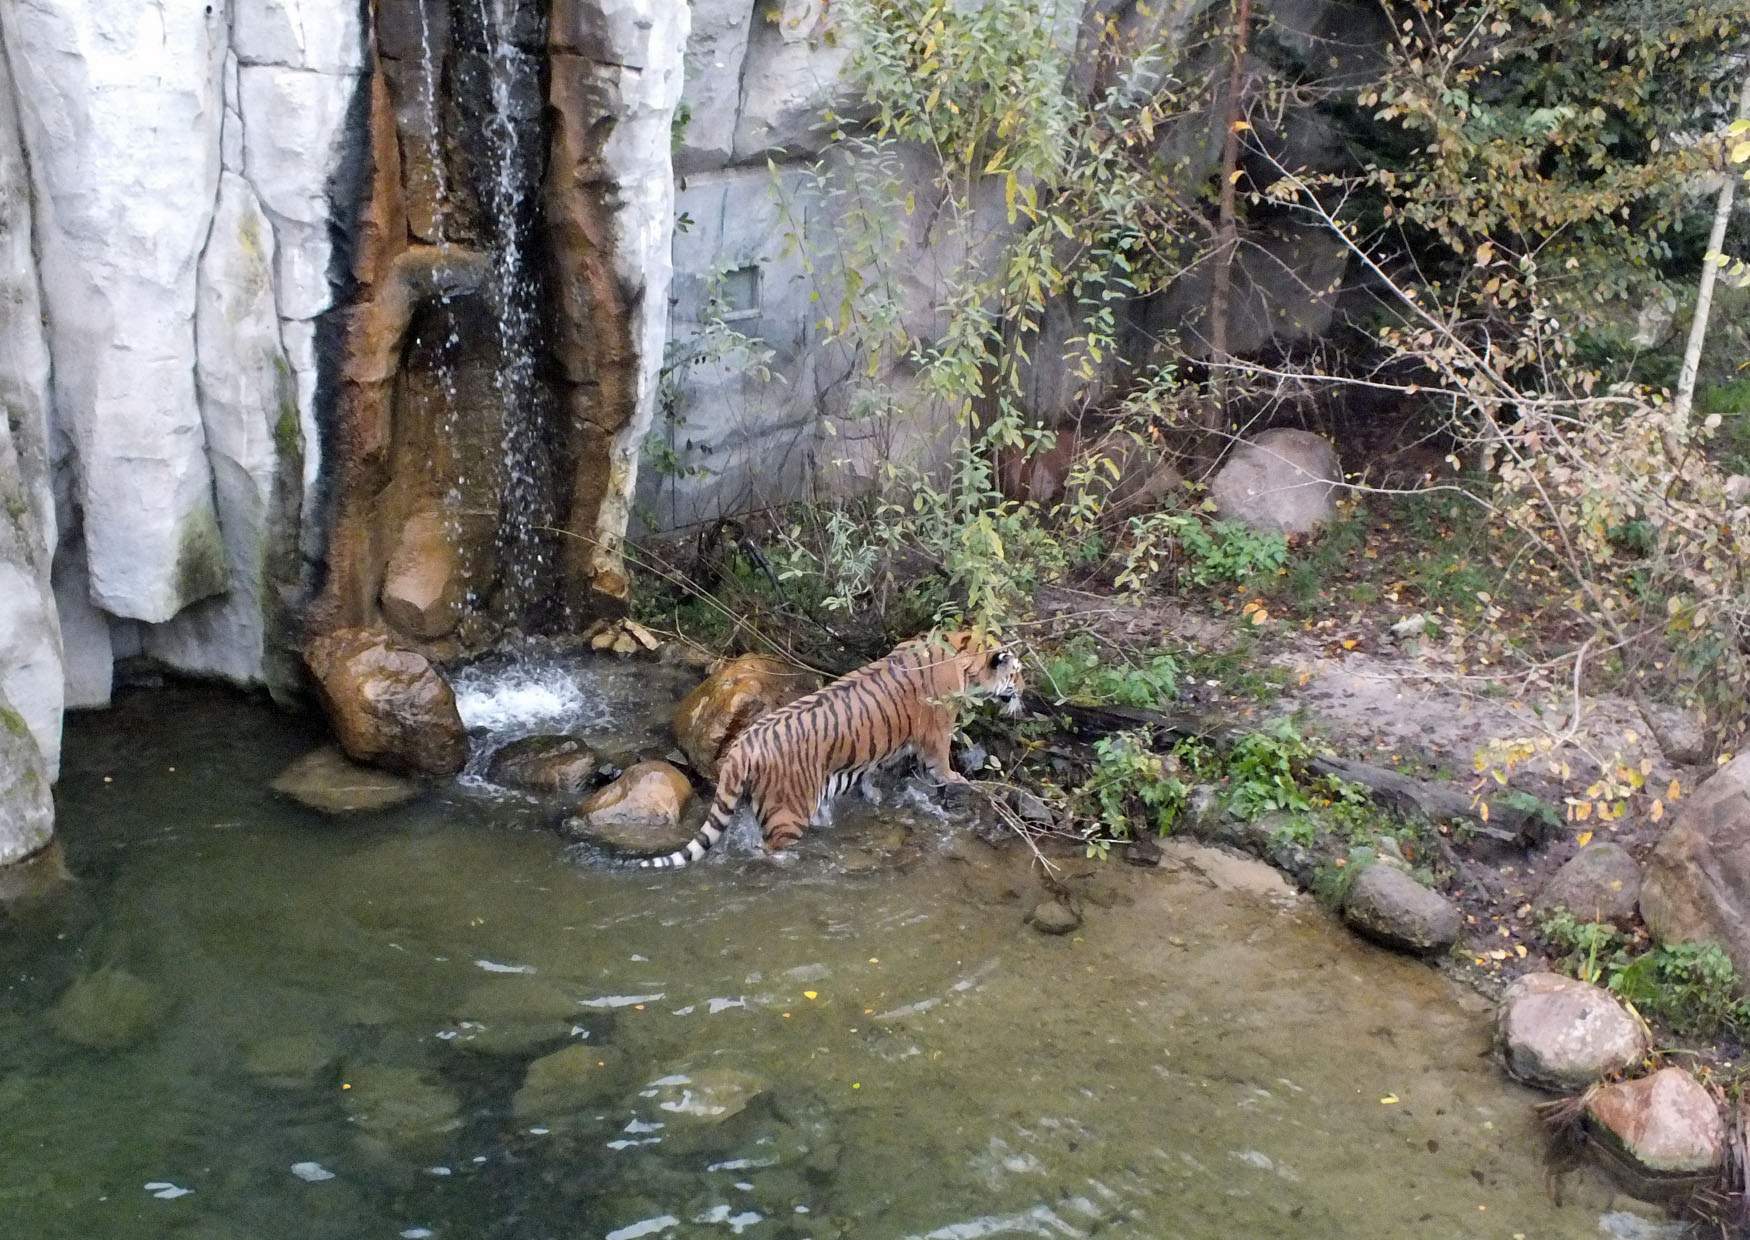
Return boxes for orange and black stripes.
[638,632,1024,870]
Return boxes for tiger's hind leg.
[761,808,808,855]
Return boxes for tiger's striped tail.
[639,763,743,869]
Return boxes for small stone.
[1534,842,1641,930]
[1497,972,1648,1091]
[1026,897,1081,935]
[953,741,989,776]
[1341,865,1460,955]
[48,967,164,1049]
[485,735,605,796]
[563,761,695,855]
[1124,833,1163,867]
[1008,790,1053,825]
[271,747,420,814]
[1586,1067,1726,1178]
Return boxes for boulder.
[1209,429,1341,535]
[305,627,467,777]
[1341,864,1460,955]
[341,1064,462,1155]
[1586,1067,1726,1178]
[381,508,462,641]
[674,0,755,173]
[270,746,422,815]
[487,735,607,795]
[1640,753,1750,986]
[1535,842,1642,931]
[1497,972,1647,1091]
[0,691,54,867]
[445,977,588,1057]
[241,1031,339,1090]
[514,1043,625,1121]
[644,1068,768,1123]
[563,761,695,854]
[730,0,856,161]
[671,654,817,776]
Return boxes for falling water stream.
[0,673,1681,1240]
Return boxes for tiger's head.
[942,630,1026,716]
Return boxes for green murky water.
[0,671,1673,1239]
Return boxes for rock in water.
[671,655,817,777]
[1341,865,1460,955]
[1209,428,1341,534]
[486,735,605,796]
[304,627,467,776]
[1497,973,1647,1091]
[0,693,54,866]
[271,747,421,814]
[1026,897,1082,935]
[1586,1067,1725,1178]
[563,762,695,854]
[644,1069,768,1123]
[48,968,164,1050]
[1640,753,1750,984]
[514,1044,626,1121]
[242,1032,339,1090]
[1534,842,1641,930]
[341,1065,461,1155]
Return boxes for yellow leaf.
[1668,779,1681,801]
[1232,119,1252,132]
[1574,801,1592,821]
[1514,944,1528,958]
[1576,830,1593,847]
[803,991,819,1001]
[1479,802,1490,823]
[1249,608,1269,626]
[1650,799,1664,823]
[1341,639,1357,650]
[1380,1093,1399,1105]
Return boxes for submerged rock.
[644,1068,768,1124]
[1534,842,1641,930]
[514,1044,625,1121]
[1497,972,1647,1091]
[563,761,695,855]
[486,735,606,796]
[1209,428,1341,535]
[445,977,586,1057]
[1026,896,1082,936]
[305,627,467,777]
[1341,865,1459,955]
[242,1031,339,1090]
[341,1064,462,1154]
[1586,1067,1725,1179]
[671,654,816,777]
[48,967,164,1050]
[1639,753,1750,983]
[271,746,421,814]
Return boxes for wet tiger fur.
[641,631,1024,869]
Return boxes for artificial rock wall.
[0,0,684,859]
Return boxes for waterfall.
[467,0,561,631]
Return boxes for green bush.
[1041,636,1178,708]
[1541,912,1750,1039]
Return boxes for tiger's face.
[945,631,1026,716]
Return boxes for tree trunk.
[1203,0,1253,474]
[1671,72,1750,442]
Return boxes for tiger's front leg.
[919,723,973,807]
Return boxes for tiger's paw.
[935,777,976,812]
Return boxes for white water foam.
[452,662,597,735]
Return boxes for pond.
[0,664,1672,1239]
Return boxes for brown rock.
[1497,972,1647,1091]
[305,627,467,777]
[564,761,695,854]
[671,655,817,777]
[381,508,462,640]
[271,746,422,814]
[1640,753,1750,987]
[1341,864,1460,955]
[487,735,605,795]
[1586,1067,1726,1177]
[1534,842,1641,930]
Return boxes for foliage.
[1040,636,1178,708]
[1116,512,1288,594]
[1541,913,1750,1039]
[1223,719,1322,819]
[1074,731,1190,852]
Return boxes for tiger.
[640,631,1024,869]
